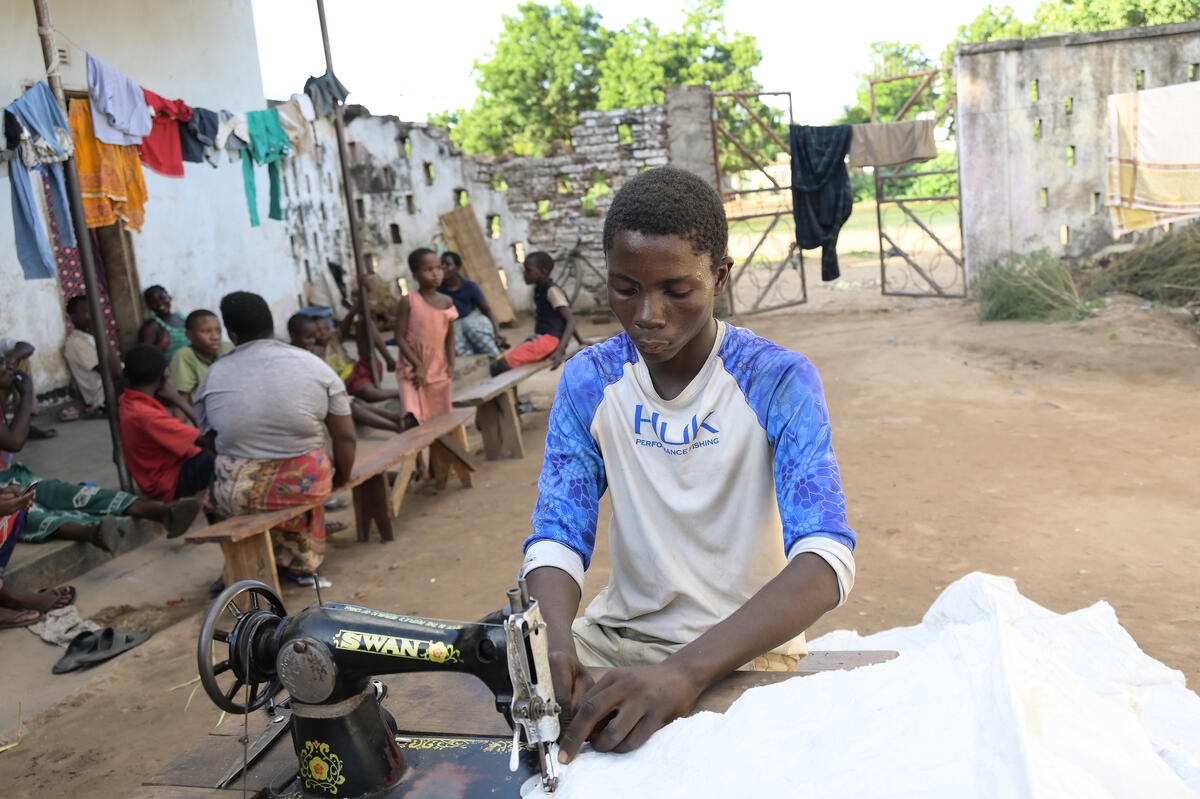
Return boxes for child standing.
[394,248,457,424]
[167,309,233,403]
[489,251,575,376]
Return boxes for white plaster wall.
[1,0,297,391]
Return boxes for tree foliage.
[835,42,938,126]
[1033,0,1200,32]
[443,0,774,172]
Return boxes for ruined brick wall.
[282,86,711,313]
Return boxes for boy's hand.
[548,348,568,370]
[384,357,397,373]
[0,484,36,515]
[412,366,428,387]
[495,334,509,350]
[556,661,702,763]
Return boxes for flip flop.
[324,497,349,511]
[0,607,42,630]
[53,627,150,673]
[29,425,57,439]
[56,406,81,422]
[165,497,201,538]
[324,521,347,534]
[31,585,77,612]
[91,515,121,555]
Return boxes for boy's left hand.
[556,661,702,763]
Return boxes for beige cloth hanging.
[849,119,937,168]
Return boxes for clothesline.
[4,38,349,280]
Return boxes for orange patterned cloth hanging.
[67,97,147,231]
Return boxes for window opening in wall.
[348,142,359,163]
[312,232,320,250]
[1064,96,1073,115]
[1030,79,1039,101]
[455,188,470,206]
[406,194,416,214]
[1066,145,1076,167]
[493,173,509,191]
[1033,119,1042,140]
[497,268,509,290]
[512,242,526,263]
[1039,188,1048,208]
[390,223,402,244]
[617,122,633,145]
[282,174,290,197]
[327,173,334,192]
[1060,225,1070,245]
[1091,192,1101,215]
[305,174,312,193]
[304,259,311,282]
[1135,68,1145,90]
[1190,63,1199,81]
[556,175,573,194]
[382,165,395,189]
[320,205,327,222]
[365,253,379,274]
[537,199,551,221]
[398,135,410,159]
[396,277,409,296]
[355,198,365,218]
[423,162,435,185]
[487,214,501,239]
[582,171,611,216]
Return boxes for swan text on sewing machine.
[332,629,462,664]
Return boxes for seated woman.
[137,285,190,363]
[437,251,508,358]
[0,358,201,553]
[195,293,355,584]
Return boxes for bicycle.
[553,217,607,308]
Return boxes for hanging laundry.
[790,124,853,282]
[182,107,220,167]
[139,89,192,177]
[1106,81,1200,237]
[849,119,938,168]
[86,53,152,146]
[5,82,76,280]
[303,69,349,117]
[67,97,147,232]
[241,107,290,227]
[274,98,314,157]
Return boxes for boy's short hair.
[123,344,167,384]
[602,166,728,269]
[65,294,88,315]
[286,312,316,339]
[524,251,554,275]
[185,309,218,331]
[220,292,274,341]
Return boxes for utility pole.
[316,0,376,379]
[31,0,132,491]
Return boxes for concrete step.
[4,518,165,593]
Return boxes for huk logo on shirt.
[632,404,720,455]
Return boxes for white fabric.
[290,92,316,122]
[85,52,152,146]
[63,328,103,407]
[528,573,1200,798]
[787,534,856,606]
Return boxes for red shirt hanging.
[138,89,192,177]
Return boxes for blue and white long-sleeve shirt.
[522,321,856,655]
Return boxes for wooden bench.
[184,409,475,595]
[452,361,552,460]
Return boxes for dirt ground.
[2,257,1198,798]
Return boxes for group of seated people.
[1,249,577,626]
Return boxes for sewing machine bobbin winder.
[197,579,562,797]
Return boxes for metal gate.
[711,91,807,315]
[869,69,966,298]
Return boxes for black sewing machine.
[197,579,561,797]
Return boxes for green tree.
[448,2,610,156]
[940,5,1042,67]
[835,42,937,125]
[1034,0,1200,32]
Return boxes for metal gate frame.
[710,90,807,315]
[869,69,967,298]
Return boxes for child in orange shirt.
[394,248,457,424]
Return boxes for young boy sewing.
[520,166,857,763]
[488,252,576,376]
[119,345,214,501]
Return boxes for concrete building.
[283,85,716,313]
[956,20,1200,282]
[1,0,296,394]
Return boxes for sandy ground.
[1,256,1198,798]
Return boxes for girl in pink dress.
[394,248,458,424]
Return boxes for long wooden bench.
[184,409,475,595]
[452,361,552,460]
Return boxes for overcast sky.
[252,0,1040,125]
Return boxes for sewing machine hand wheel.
[198,580,287,714]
